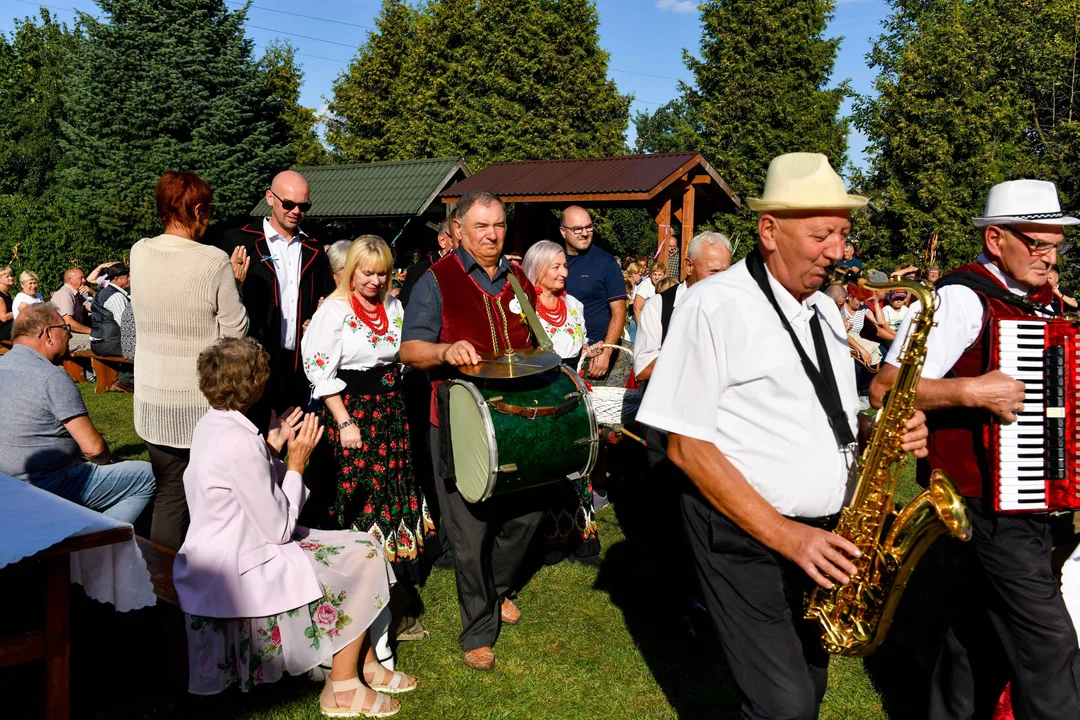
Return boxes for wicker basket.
[577,343,643,428]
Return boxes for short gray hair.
[825,284,847,304]
[326,240,353,273]
[687,231,732,260]
[454,190,505,221]
[521,240,564,287]
[12,302,60,340]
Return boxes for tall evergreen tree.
[855,0,1080,272]
[61,0,289,246]
[636,0,850,245]
[0,9,79,197]
[326,0,417,163]
[328,0,630,169]
[259,40,326,167]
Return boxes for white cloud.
[656,0,697,14]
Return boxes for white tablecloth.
[0,472,157,611]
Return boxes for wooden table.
[0,524,133,720]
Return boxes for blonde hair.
[656,277,679,293]
[625,262,644,276]
[19,270,39,286]
[331,235,394,305]
[326,239,353,273]
[0,265,12,278]
[649,263,666,275]
[521,240,564,288]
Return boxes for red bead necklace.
[536,294,567,327]
[350,293,389,335]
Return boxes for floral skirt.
[316,382,436,580]
[184,529,395,695]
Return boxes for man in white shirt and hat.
[638,152,930,720]
[872,179,1080,720]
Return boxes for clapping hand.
[230,246,250,284]
[266,407,303,455]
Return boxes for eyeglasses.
[561,224,594,235]
[1005,226,1073,256]
[269,189,311,213]
[39,324,72,339]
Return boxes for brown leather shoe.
[500,598,521,625]
[463,646,495,670]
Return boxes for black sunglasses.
[269,189,311,213]
[1005,226,1073,256]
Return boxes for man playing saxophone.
[637,153,930,720]
[871,180,1080,720]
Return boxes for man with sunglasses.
[220,170,334,427]
[871,179,1080,719]
[0,303,155,521]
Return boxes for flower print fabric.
[184,528,394,695]
[301,296,405,399]
[538,293,589,360]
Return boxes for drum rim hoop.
[563,365,599,480]
[448,379,500,502]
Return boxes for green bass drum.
[447,365,598,503]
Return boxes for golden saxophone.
[805,270,972,657]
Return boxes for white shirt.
[637,260,858,517]
[635,277,656,305]
[634,282,686,376]
[537,294,588,360]
[11,292,43,320]
[263,217,306,351]
[884,255,1041,379]
[883,304,909,331]
[301,296,404,399]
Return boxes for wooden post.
[681,184,696,281]
[44,555,71,720]
[655,196,672,263]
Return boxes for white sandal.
[363,661,417,694]
[320,677,399,718]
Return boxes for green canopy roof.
[250,157,469,219]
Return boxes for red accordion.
[989,318,1080,513]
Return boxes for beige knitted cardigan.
[130,233,249,448]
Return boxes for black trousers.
[929,498,1080,720]
[682,491,829,720]
[145,441,191,551]
[429,425,544,651]
[248,347,312,433]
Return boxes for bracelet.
[338,419,353,429]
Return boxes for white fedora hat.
[746,152,868,212]
[972,179,1079,227]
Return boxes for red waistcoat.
[427,252,537,424]
[919,262,1040,497]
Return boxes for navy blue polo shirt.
[564,245,627,344]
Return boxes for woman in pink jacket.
[174,338,415,718]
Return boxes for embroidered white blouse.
[538,293,588,359]
[301,296,404,398]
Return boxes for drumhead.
[448,381,498,503]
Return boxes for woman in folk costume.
[302,236,436,639]
[521,240,601,565]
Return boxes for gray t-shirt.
[0,345,88,481]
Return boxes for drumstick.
[619,428,647,446]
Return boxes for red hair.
[156,171,213,229]
[846,283,873,301]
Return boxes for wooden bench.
[1,339,87,383]
[136,536,179,608]
[72,350,133,393]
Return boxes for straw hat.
[746,153,868,212]
[971,179,1079,227]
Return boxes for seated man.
[0,303,155,523]
[50,267,93,352]
[90,263,135,392]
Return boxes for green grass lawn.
[8,387,965,719]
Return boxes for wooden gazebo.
[438,152,740,276]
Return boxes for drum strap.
[487,394,581,420]
[507,273,555,354]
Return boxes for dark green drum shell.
[448,367,598,503]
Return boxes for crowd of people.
[3,149,1080,719]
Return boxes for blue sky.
[1,0,891,170]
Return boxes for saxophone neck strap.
[746,251,856,450]
[506,272,555,354]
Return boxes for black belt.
[337,365,401,396]
[786,512,842,532]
